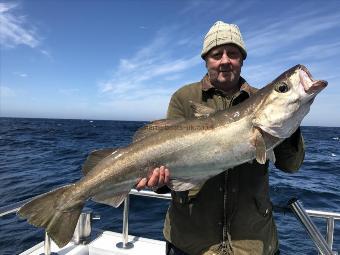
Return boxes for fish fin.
[168,178,206,191]
[267,149,276,163]
[253,128,267,164]
[17,185,84,248]
[82,148,119,175]
[189,100,216,118]
[92,191,129,208]
[133,118,185,143]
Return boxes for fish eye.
[275,82,289,93]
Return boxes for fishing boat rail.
[0,189,339,255]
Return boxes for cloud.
[40,49,53,60]
[99,28,202,100]
[178,0,245,18]
[12,72,28,77]
[244,57,338,90]
[0,2,40,48]
[178,0,207,15]
[243,62,286,87]
[286,41,340,61]
[246,7,340,57]
[0,86,15,97]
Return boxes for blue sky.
[1,0,340,126]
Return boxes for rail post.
[116,195,133,249]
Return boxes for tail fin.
[17,184,84,247]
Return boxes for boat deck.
[19,230,166,255]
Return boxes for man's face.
[205,44,243,91]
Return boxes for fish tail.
[17,184,84,247]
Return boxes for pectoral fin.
[267,149,276,163]
[168,177,209,192]
[253,128,267,164]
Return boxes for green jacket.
[162,75,305,255]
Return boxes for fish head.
[253,64,327,138]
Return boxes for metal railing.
[307,209,340,252]
[0,191,339,254]
[289,199,338,255]
[0,189,171,217]
[0,189,171,254]
[0,197,36,217]
[116,189,171,249]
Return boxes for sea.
[0,117,339,255]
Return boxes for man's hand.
[135,166,170,191]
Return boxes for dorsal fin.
[82,148,118,175]
[133,118,185,143]
[189,100,216,118]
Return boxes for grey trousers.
[166,241,281,255]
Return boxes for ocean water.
[0,117,339,255]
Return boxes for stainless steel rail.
[0,189,171,217]
[307,209,340,251]
[0,197,35,217]
[116,189,171,249]
[129,189,171,199]
[116,195,134,249]
[289,199,335,254]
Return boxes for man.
[136,21,304,255]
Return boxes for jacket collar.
[200,74,256,98]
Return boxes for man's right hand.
[135,166,170,191]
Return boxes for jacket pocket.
[172,186,201,204]
[254,196,272,217]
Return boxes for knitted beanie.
[201,21,247,59]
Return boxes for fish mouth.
[298,65,327,94]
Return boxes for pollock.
[18,64,327,247]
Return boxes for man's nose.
[220,51,231,64]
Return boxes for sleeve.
[155,91,187,194]
[274,127,305,173]
[166,91,186,119]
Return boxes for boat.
[0,189,339,255]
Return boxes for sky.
[1,0,340,126]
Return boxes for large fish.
[18,64,327,247]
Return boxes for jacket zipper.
[222,169,228,252]
[221,169,233,254]
[221,95,234,254]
